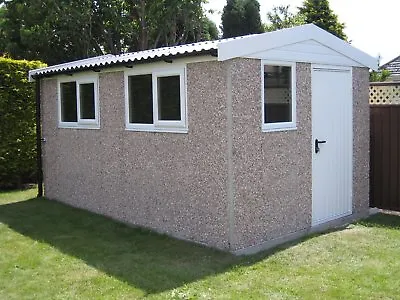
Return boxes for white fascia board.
[28,70,35,82]
[29,69,40,82]
[308,25,378,70]
[217,24,378,70]
[218,25,311,62]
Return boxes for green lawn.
[1,188,400,299]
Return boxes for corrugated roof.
[29,40,222,79]
[381,55,400,76]
[29,24,378,80]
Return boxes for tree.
[370,69,391,82]
[298,0,347,40]
[201,17,219,41]
[370,56,391,82]
[0,6,6,55]
[243,0,262,35]
[1,0,112,64]
[0,0,215,65]
[221,0,244,38]
[264,5,305,32]
[221,0,263,38]
[143,0,216,49]
[0,57,46,188]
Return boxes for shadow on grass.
[0,198,249,294]
[358,212,400,230]
[2,198,396,294]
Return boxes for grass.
[0,188,400,299]
[0,186,37,204]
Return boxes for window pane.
[264,65,292,123]
[129,75,153,124]
[60,82,77,122]
[80,83,95,119]
[157,75,181,121]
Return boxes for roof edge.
[29,47,218,81]
[217,24,378,70]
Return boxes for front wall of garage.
[230,59,313,250]
[41,61,231,250]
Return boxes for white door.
[311,65,353,226]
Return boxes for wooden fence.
[370,82,400,211]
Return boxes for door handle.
[315,139,326,153]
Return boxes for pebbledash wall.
[40,58,370,252]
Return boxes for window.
[157,75,181,121]
[126,67,186,133]
[79,83,96,120]
[58,76,99,128]
[60,82,77,122]
[262,62,296,132]
[128,75,153,124]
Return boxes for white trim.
[244,44,365,68]
[124,68,153,131]
[348,66,354,218]
[261,60,297,132]
[124,64,188,133]
[218,24,377,70]
[153,69,186,128]
[312,64,353,72]
[57,74,100,129]
[125,127,188,134]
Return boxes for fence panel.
[370,82,400,211]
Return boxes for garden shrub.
[0,57,46,189]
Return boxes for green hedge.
[0,57,46,189]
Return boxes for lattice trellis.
[370,84,400,105]
[266,87,291,104]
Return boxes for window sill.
[58,123,100,130]
[262,124,297,133]
[125,125,188,134]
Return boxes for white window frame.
[58,74,100,129]
[261,60,297,132]
[125,65,187,133]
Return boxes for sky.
[204,0,399,65]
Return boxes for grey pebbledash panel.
[41,61,231,250]
[41,78,60,201]
[227,62,370,252]
[230,60,313,251]
[352,67,370,214]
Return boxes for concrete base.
[233,210,370,256]
[369,207,380,215]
